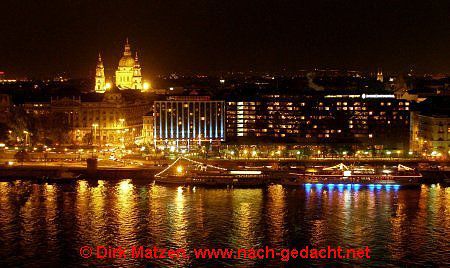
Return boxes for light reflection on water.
[0,180,448,267]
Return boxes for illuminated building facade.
[23,88,152,146]
[141,112,154,145]
[153,96,225,150]
[115,39,142,90]
[226,93,410,150]
[411,114,450,157]
[95,39,147,93]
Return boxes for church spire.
[97,53,103,67]
[124,38,131,56]
[132,51,142,90]
[133,51,142,76]
[95,52,106,93]
[377,68,383,83]
[134,52,140,67]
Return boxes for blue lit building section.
[154,96,225,150]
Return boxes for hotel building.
[153,96,225,150]
[226,92,410,150]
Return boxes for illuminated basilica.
[95,39,149,93]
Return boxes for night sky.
[1,0,450,78]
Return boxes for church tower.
[377,68,383,83]
[132,52,143,90]
[115,38,135,89]
[95,53,106,93]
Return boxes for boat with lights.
[154,156,279,186]
[282,163,422,186]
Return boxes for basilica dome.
[118,39,135,68]
[118,55,135,67]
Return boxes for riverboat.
[282,163,422,186]
[154,157,289,186]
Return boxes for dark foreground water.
[0,180,449,267]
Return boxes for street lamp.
[92,123,98,146]
[386,151,392,159]
[23,131,29,146]
[143,82,151,91]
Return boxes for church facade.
[95,39,146,93]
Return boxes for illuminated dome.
[118,55,135,67]
[118,38,135,67]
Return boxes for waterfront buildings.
[153,96,225,150]
[410,97,450,158]
[142,112,154,145]
[226,92,410,151]
[23,88,152,146]
[411,114,450,157]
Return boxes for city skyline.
[2,1,450,78]
[1,2,449,268]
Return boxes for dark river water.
[0,180,448,267]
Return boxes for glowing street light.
[92,123,99,145]
[23,130,30,146]
[176,165,183,174]
[143,82,151,91]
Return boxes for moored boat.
[282,163,422,187]
[154,156,277,186]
